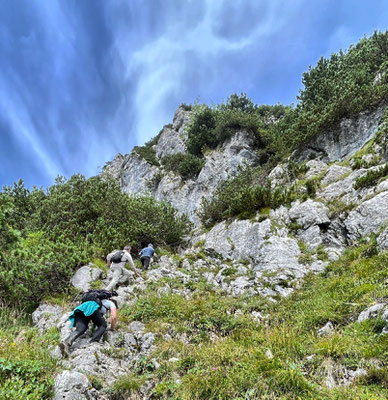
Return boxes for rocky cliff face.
[103,106,260,224]
[100,100,388,307]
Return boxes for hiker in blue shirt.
[139,243,155,270]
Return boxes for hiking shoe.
[59,342,71,358]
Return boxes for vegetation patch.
[161,153,205,180]
[353,163,388,190]
[198,166,292,227]
[0,176,191,306]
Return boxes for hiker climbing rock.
[105,245,140,291]
[60,290,117,357]
[139,243,156,270]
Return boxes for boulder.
[204,218,272,260]
[32,303,63,333]
[345,191,388,242]
[318,321,335,337]
[357,303,386,322]
[255,236,304,278]
[53,370,92,400]
[321,165,352,186]
[289,199,330,229]
[305,159,327,179]
[71,264,103,291]
[298,225,323,250]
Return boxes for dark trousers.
[73,309,107,342]
[141,256,151,270]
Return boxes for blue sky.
[0,0,387,188]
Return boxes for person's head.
[148,243,153,248]
[124,245,131,252]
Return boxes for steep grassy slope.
[110,240,388,399]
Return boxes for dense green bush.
[353,163,388,190]
[185,105,218,156]
[133,145,159,166]
[34,175,191,254]
[0,232,88,305]
[185,97,264,157]
[0,358,53,399]
[161,153,205,180]
[0,176,191,306]
[198,167,290,227]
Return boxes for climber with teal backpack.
[59,289,118,357]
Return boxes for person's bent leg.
[106,265,121,291]
[65,313,89,345]
[119,266,131,284]
[61,313,89,357]
[142,256,150,270]
[89,310,107,342]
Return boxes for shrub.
[133,145,160,166]
[353,163,388,190]
[161,153,205,180]
[0,175,191,306]
[34,175,191,254]
[198,167,291,227]
[186,105,218,156]
[0,358,53,399]
[0,232,88,306]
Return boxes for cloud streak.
[0,0,387,188]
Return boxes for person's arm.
[106,253,112,267]
[110,307,117,330]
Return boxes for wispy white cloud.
[112,0,304,143]
[1,0,386,188]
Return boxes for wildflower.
[11,342,16,346]
[213,367,217,371]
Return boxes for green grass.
[0,306,58,399]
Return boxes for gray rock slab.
[121,152,160,195]
[305,159,328,179]
[319,169,367,202]
[71,265,102,291]
[377,228,388,252]
[53,370,92,400]
[318,321,335,336]
[321,165,352,186]
[155,125,187,159]
[32,303,63,333]
[299,102,387,162]
[345,191,388,241]
[255,236,305,278]
[298,224,323,250]
[289,199,330,229]
[204,218,272,260]
[357,303,386,322]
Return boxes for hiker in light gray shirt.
[105,246,141,291]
